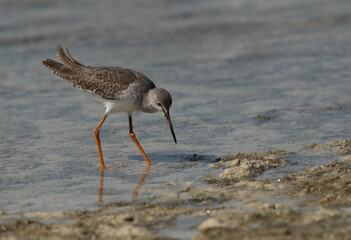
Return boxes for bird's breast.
[104,99,141,114]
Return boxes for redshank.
[43,44,177,169]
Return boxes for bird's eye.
[157,102,161,106]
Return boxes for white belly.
[79,89,141,114]
[104,99,140,114]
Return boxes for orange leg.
[128,114,152,166]
[94,113,108,169]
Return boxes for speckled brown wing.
[43,44,155,100]
[72,66,140,100]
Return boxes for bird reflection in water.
[98,166,150,203]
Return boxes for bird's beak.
[163,109,177,143]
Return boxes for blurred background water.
[0,0,351,215]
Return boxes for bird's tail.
[43,44,85,81]
[43,44,85,82]
[43,58,74,80]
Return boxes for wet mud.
[195,140,351,240]
[2,139,351,239]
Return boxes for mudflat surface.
[2,140,351,239]
[1,0,351,239]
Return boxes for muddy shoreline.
[1,139,351,240]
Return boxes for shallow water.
[0,0,351,228]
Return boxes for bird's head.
[148,88,177,143]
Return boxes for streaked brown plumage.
[43,44,155,100]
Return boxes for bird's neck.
[142,89,158,113]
